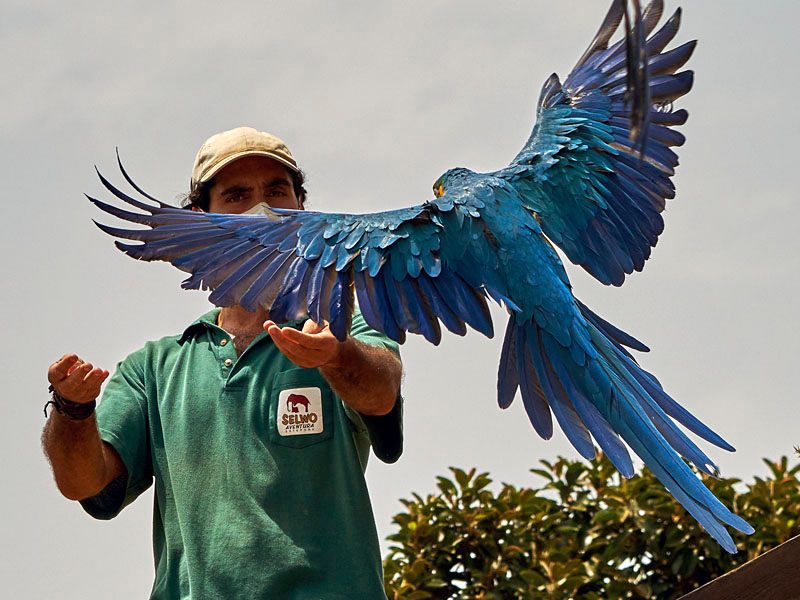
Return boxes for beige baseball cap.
[191,126,298,188]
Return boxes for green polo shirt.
[81,309,402,599]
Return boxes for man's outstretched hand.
[263,318,400,416]
[48,354,110,405]
[263,319,350,370]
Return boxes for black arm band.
[44,385,96,420]
[361,396,403,464]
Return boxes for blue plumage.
[89,0,754,552]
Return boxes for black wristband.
[44,385,96,420]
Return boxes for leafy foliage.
[383,455,800,599]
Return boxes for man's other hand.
[48,354,110,404]
[263,319,350,369]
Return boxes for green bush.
[383,455,800,599]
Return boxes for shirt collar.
[178,308,307,343]
[178,308,222,343]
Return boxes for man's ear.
[190,205,203,212]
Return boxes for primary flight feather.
[90,0,754,552]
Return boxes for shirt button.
[223,358,233,367]
[220,338,229,346]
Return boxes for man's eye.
[266,189,287,197]
[226,194,244,203]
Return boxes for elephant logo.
[287,393,310,413]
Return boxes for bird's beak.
[436,184,444,198]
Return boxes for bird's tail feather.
[497,303,753,553]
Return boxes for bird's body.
[90,0,756,552]
[433,170,578,336]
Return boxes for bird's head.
[432,167,474,198]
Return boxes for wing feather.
[502,1,695,286]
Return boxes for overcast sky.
[3,1,799,598]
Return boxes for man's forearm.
[320,339,402,416]
[42,412,122,501]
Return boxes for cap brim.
[198,150,299,184]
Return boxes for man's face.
[206,155,300,214]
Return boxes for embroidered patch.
[277,387,324,436]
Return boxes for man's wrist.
[321,336,358,372]
[45,385,97,421]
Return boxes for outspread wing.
[501,0,695,286]
[89,164,502,344]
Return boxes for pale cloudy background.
[2,1,798,598]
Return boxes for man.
[43,127,404,599]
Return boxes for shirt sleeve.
[80,347,153,520]
[345,310,404,464]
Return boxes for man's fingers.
[83,367,109,385]
[268,328,327,367]
[266,321,343,369]
[301,319,329,335]
[270,328,310,356]
[54,364,109,404]
[279,326,334,349]
[265,320,334,347]
[269,324,327,353]
[83,369,110,397]
[48,354,80,382]
[54,353,79,369]
[63,362,93,386]
[66,358,88,378]
[301,320,319,334]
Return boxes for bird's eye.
[433,182,445,198]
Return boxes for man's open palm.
[264,319,346,369]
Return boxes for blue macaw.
[89,0,754,552]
